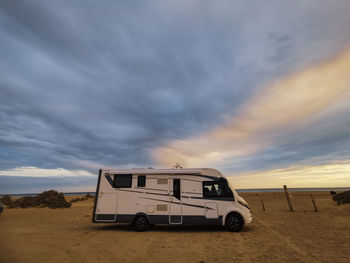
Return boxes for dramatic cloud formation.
[1,1,350,192]
[0,167,96,194]
[153,48,350,168]
[0,167,94,177]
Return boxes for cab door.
[205,202,218,219]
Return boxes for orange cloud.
[228,161,350,188]
[152,48,350,167]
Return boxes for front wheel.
[133,215,149,232]
[226,213,244,232]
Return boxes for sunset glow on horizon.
[228,161,350,189]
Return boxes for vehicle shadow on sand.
[91,224,253,233]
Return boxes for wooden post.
[310,195,318,212]
[261,200,265,212]
[283,185,294,212]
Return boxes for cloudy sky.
[1,0,350,193]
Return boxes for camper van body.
[92,168,252,231]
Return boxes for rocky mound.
[332,191,350,205]
[2,190,71,209]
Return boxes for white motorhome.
[92,168,252,232]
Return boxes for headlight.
[238,200,250,210]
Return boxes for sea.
[1,187,349,197]
[235,187,350,193]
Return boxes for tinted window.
[203,180,233,198]
[173,179,181,200]
[113,174,132,188]
[137,175,146,187]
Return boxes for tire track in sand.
[254,216,318,262]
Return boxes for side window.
[113,174,132,188]
[202,180,233,198]
[137,175,146,187]
[173,179,181,200]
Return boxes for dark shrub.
[69,193,94,203]
[70,197,81,203]
[38,190,71,208]
[81,193,92,200]
[9,190,71,209]
[14,196,40,208]
[332,191,350,205]
[0,195,13,206]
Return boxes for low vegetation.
[69,193,93,203]
[333,191,350,205]
[0,190,71,209]
[0,195,14,206]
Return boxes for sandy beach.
[0,191,349,263]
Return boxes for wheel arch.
[131,212,150,224]
[222,209,245,226]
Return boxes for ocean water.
[236,187,350,192]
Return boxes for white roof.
[105,168,223,177]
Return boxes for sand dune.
[0,192,349,263]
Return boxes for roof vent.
[174,163,183,169]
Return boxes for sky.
[1,0,350,194]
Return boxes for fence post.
[261,200,265,212]
[283,185,294,212]
[310,195,318,212]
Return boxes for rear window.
[113,174,132,188]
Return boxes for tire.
[226,213,244,232]
[133,215,149,232]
